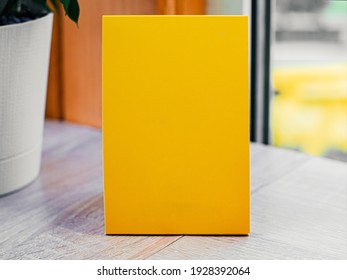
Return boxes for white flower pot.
[0,13,53,196]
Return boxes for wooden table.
[0,121,346,259]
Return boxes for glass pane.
[272,0,347,161]
[206,0,245,15]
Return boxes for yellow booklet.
[103,16,249,234]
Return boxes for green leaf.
[67,0,79,24]
[0,0,79,25]
[60,0,79,24]
[0,1,9,16]
[60,0,70,13]
[31,0,50,11]
[0,0,16,16]
[22,0,50,15]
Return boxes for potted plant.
[0,0,79,196]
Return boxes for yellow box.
[102,16,249,234]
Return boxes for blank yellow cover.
[102,16,249,235]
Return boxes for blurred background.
[272,0,347,161]
[46,0,347,161]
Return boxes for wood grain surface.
[157,0,205,14]
[45,12,62,119]
[0,121,346,259]
[157,0,177,14]
[61,0,157,127]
